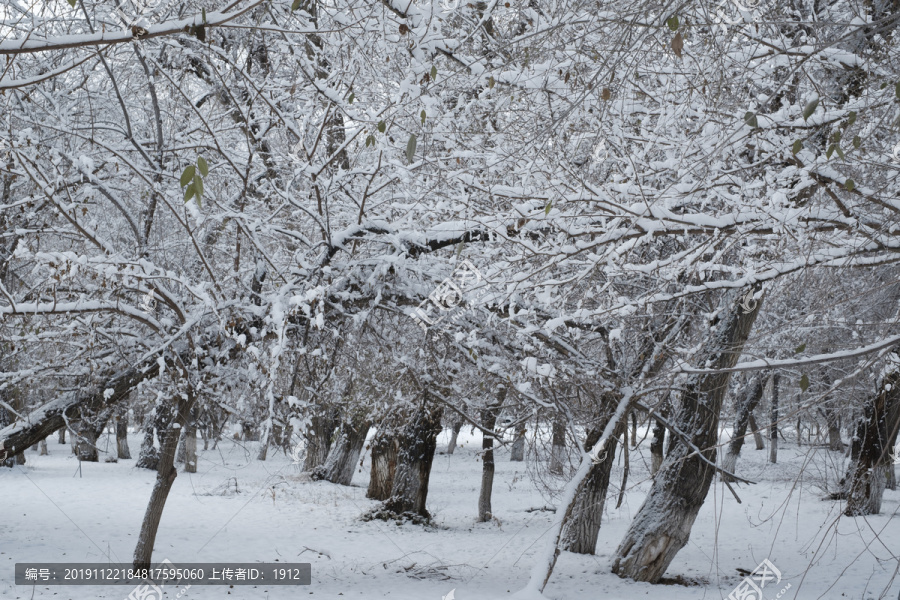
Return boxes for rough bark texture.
[721,375,765,482]
[649,399,669,477]
[447,419,463,455]
[845,370,900,516]
[561,411,624,554]
[824,407,843,451]
[611,287,762,583]
[367,430,399,500]
[183,422,198,473]
[478,387,505,522]
[58,427,66,445]
[381,400,444,519]
[39,439,48,455]
[311,415,370,485]
[769,374,779,464]
[748,412,765,450]
[116,406,131,460]
[510,422,526,461]
[133,395,193,569]
[549,417,566,475]
[302,408,340,472]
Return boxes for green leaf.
[348,93,355,104]
[832,130,841,143]
[896,82,900,99]
[845,179,855,191]
[794,343,806,354]
[802,98,819,121]
[835,145,844,159]
[193,174,203,198]
[791,139,802,154]
[430,65,437,80]
[67,0,76,6]
[377,120,386,133]
[826,144,835,159]
[666,16,679,31]
[365,134,375,147]
[180,165,195,187]
[544,201,552,215]
[291,0,302,10]
[184,183,195,202]
[421,109,427,125]
[197,156,209,177]
[488,76,495,88]
[406,134,417,163]
[202,7,207,23]
[799,373,810,392]
[744,111,758,128]
[847,111,857,127]
[852,135,861,149]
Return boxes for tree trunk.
[302,408,340,471]
[561,409,624,554]
[75,406,110,462]
[845,370,900,516]
[58,427,66,445]
[769,374,779,464]
[549,417,566,475]
[612,287,762,583]
[311,415,370,485]
[748,412,765,450]
[133,395,193,569]
[116,407,131,460]
[478,387,505,522]
[631,411,638,448]
[721,375,765,482]
[381,400,444,518]
[825,407,843,451]
[447,419,463,455]
[367,430,399,500]
[183,422,197,473]
[39,438,48,455]
[649,398,669,477]
[510,422,526,461]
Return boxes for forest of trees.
[1,0,900,595]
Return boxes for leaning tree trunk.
[302,408,340,472]
[367,430,399,500]
[380,399,444,519]
[311,415,370,485]
[612,286,762,583]
[845,370,900,516]
[447,419,463,455]
[769,373,779,464]
[721,375,765,482]
[549,416,566,475]
[133,393,194,569]
[748,411,765,450]
[510,422,526,461]
[561,405,625,554]
[478,387,506,522]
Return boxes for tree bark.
[549,416,566,475]
[311,415,370,485]
[58,427,66,445]
[845,370,900,516]
[183,421,197,473]
[381,399,443,518]
[39,438,48,455]
[748,411,765,450]
[769,374,779,464]
[478,387,505,522]
[133,394,194,569]
[649,398,669,477]
[302,408,340,471]
[824,407,843,451]
[367,430,399,500]
[561,408,624,554]
[510,422,526,461]
[721,375,765,482]
[612,287,762,583]
[116,406,131,460]
[447,419,463,455]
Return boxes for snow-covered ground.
[3,427,899,600]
